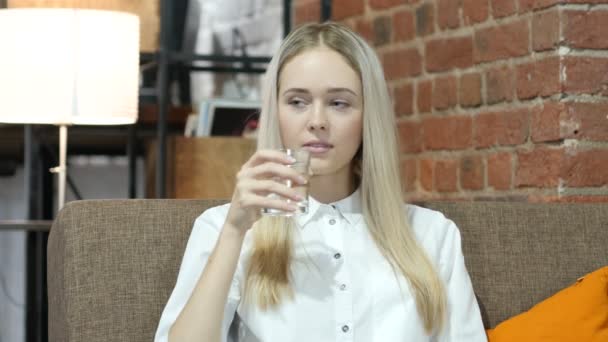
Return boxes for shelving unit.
[149,0,333,198]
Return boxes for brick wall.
[294,0,608,202]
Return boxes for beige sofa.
[47,199,608,341]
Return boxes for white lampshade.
[0,8,139,125]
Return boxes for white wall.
[0,167,27,342]
[189,0,284,107]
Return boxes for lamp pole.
[49,124,68,210]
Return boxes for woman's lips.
[303,144,333,154]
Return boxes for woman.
[155,22,486,342]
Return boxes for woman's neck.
[308,166,356,204]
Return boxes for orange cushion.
[487,266,608,342]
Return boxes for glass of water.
[261,148,311,217]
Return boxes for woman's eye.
[331,100,350,109]
[288,99,306,107]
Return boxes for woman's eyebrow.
[282,88,309,96]
[327,87,358,96]
[282,87,358,96]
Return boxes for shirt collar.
[296,186,363,228]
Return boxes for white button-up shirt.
[155,188,487,342]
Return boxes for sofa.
[47,199,608,341]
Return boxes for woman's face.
[277,46,363,178]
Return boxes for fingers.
[239,162,308,185]
[233,149,308,218]
[242,150,295,169]
[246,180,305,202]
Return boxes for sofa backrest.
[422,201,608,328]
[48,200,608,341]
[48,200,225,342]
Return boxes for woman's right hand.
[224,150,308,234]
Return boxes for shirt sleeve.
[436,220,487,342]
[154,206,241,342]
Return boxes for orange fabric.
[487,266,608,342]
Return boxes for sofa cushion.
[487,266,608,341]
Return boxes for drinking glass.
[261,148,310,217]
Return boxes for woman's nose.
[307,103,328,131]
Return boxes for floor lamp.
[0,8,140,211]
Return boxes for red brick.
[532,8,560,51]
[486,65,515,104]
[370,0,404,9]
[517,0,537,12]
[474,109,529,148]
[417,80,433,113]
[395,83,414,116]
[401,159,418,192]
[568,196,608,203]
[531,101,565,142]
[415,2,435,36]
[420,158,434,191]
[563,0,608,4]
[436,159,459,192]
[491,0,517,18]
[354,18,374,43]
[393,10,415,42]
[474,19,530,62]
[518,0,561,13]
[459,73,482,108]
[563,57,608,96]
[463,0,489,25]
[564,10,608,50]
[423,116,473,150]
[488,152,512,190]
[425,36,474,72]
[373,15,392,46]
[438,0,461,30]
[398,120,422,153]
[516,57,561,100]
[564,149,608,187]
[516,148,565,188]
[474,195,529,202]
[565,102,608,141]
[382,48,422,81]
[332,0,365,20]
[433,76,458,110]
[461,155,484,190]
[531,101,608,143]
[530,195,608,203]
[294,1,321,26]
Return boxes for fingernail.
[298,176,307,184]
[287,156,296,163]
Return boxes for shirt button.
[342,325,350,333]
[334,253,341,259]
[340,284,347,291]
[331,205,336,209]
[329,218,336,225]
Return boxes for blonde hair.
[246,22,446,334]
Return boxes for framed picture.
[196,98,260,137]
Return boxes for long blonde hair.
[246,22,446,334]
